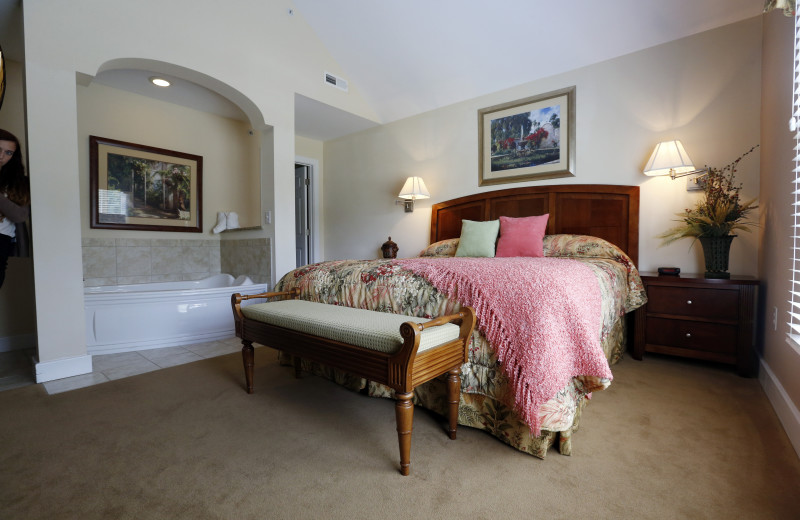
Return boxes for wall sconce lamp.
[396,176,430,212]
[643,140,708,189]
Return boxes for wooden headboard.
[430,184,640,267]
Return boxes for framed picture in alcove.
[89,136,203,232]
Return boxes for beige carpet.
[1,349,798,520]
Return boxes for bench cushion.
[241,300,461,354]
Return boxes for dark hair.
[0,128,30,206]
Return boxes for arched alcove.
[77,57,274,286]
[95,58,266,131]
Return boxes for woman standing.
[0,129,30,289]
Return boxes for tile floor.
[0,336,243,395]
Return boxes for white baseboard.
[0,333,37,352]
[759,358,800,459]
[35,354,93,383]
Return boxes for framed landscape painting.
[90,136,203,232]
[478,86,575,186]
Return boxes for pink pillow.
[495,214,549,257]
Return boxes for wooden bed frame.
[429,184,640,267]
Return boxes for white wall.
[322,17,763,274]
[758,11,800,456]
[21,0,379,379]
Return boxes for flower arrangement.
[659,145,759,245]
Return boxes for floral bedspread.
[274,235,646,457]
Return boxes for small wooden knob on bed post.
[382,237,398,259]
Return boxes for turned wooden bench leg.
[395,391,414,476]
[446,368,460,440]
[242,340,254,394]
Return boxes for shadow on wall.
[0,258,36,352]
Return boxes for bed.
[273,184,646,458]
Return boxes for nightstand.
[632,273,759,377]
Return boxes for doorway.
[294,161,315,267]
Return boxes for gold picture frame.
[89,136,203,232]
[478,86,575,186]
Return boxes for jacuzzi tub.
[84,274,268,354]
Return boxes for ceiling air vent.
[324,71,348,92]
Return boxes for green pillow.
[455,219,500,257]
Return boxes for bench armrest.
[415,309,475,332]
[399,307,476,360]
[418,307,475,338]
[231,287,300,323]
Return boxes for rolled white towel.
[212,211,227,234]
[226,212,240,230]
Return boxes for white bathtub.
[84,274,268,355]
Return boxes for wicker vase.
[699,235,734,279]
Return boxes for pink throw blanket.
[395,257,611,436]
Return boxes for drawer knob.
[686,333,692,338]
[687,300,692,305]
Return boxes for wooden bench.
[231,288,476,476]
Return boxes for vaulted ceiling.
[293,0,765,126]
[0,1,769,140]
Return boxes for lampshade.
[643,140,697,177]
[398,177,430,200]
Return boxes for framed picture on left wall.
[89,136,203,232]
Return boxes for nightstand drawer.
[646,317,737,354]
[646,285,738,320]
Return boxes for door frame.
[294,155,320,264]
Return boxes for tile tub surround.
[220,237,271,285]
[82,238,222,286]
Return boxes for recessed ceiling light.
[149,77,170,87]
